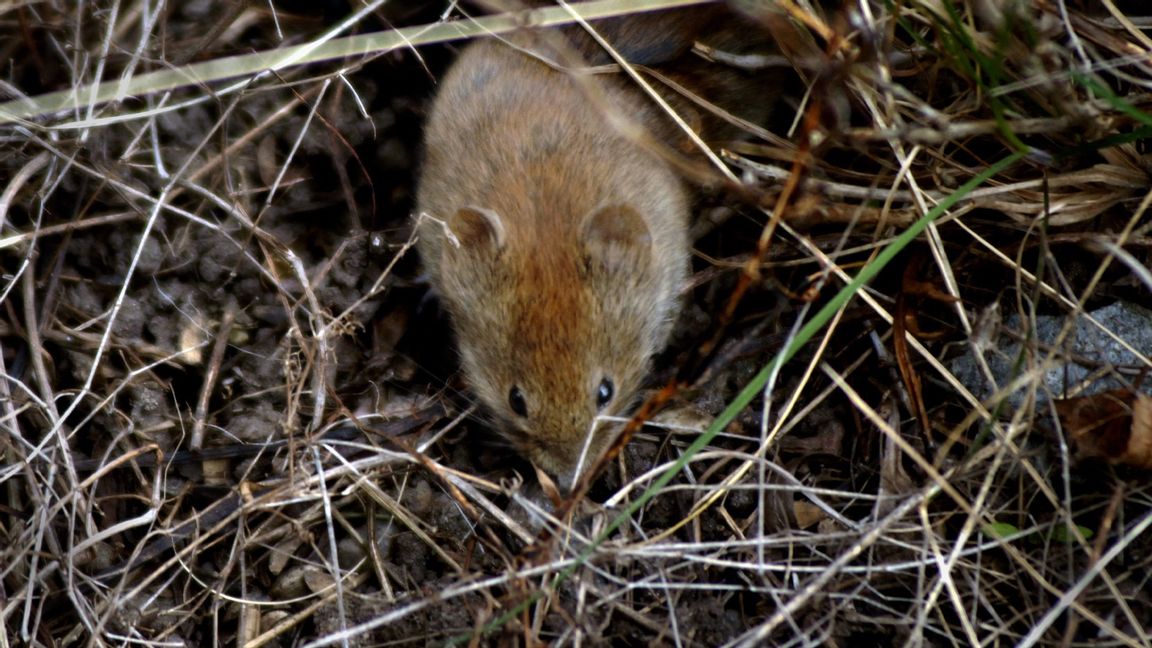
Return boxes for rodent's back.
[416,39,689,485]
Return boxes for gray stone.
[950,301,1152,409]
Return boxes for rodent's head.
[427,201,683,487]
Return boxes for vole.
[415,12,770,487]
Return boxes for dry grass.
[1,0,1151,646]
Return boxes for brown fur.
[416,37,690,486]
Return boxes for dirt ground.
[2,1,1152,646]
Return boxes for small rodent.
[415,13,767,486]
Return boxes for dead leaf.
[793,500,826,529]
[1056,390,1152,470]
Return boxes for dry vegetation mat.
[2,0,1151,645]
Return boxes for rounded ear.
[581,204,652,270]
[447,206,506,256]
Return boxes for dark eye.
[508,386,528,417]
[596,378,614,410]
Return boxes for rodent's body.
[416,38,689,485]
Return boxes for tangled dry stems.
[1,1,1151,646]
